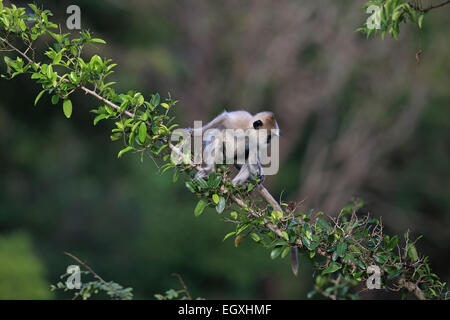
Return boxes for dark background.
[0,0,449,299]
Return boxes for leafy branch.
[358,0,450,40]
[51,252,133,300]
[1,1,448,300]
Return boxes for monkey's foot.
[195,170,208,180]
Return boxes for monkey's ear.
[253,120,263,129]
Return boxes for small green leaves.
[358,1,428,41]
[194,199,208,217]
[212,194,220,204]
[63,99,72,118]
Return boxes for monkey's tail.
[290,247,299,276]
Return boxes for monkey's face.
[252,112,280,146]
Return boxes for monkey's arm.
[232,153,264,185]
[194,134,223,180]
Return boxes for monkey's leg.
[246,155,265,184]
[232,163,251,185]
[195,164,215,180]
[195,136,220,180]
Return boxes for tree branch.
[409,0,450,12]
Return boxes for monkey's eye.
[253,120,263,129]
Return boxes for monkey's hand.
[254,165,265,185]
[257,172,265,185]
[185,127,194,136]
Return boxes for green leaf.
[281,231,289,241]
[63,99,72,118]
[19,19,26,31]
[185,181,195,193]
[151,93,160,107]
[223,231,236,241]
[387,268,402,280]
[138,122,147,143]
[408,244,419,262]
[31,73,43,79]
[196,178,208,189]
[301,236,311,249]
[386,235,398,251]
[216,197,226,213]
[91,38,106,44]
[93,114,107,126]
[316,217,331,231]
[212,194,219,204]
[53,51,62,64]
[336,242,347,257]
[270,247,282,260]
[34,89,45,106]
[281,246,290,259]
[322,262,341,275]
[194,199,208,217]
[172,170,179,183]
[117,146,134,158]
[418,14,424,29]
[271,210,283,221]
[250,233,260,242]
[90,55,103,67]
[69,72,78,83]
[51,95,59,105]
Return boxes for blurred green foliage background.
[0,0,448,299]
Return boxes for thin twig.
[409,0,450,12]
[171,273,192,300]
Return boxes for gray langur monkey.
[190,110,280,185]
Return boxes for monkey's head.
[252,111,280,144]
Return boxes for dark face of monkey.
[252,112,279,145]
